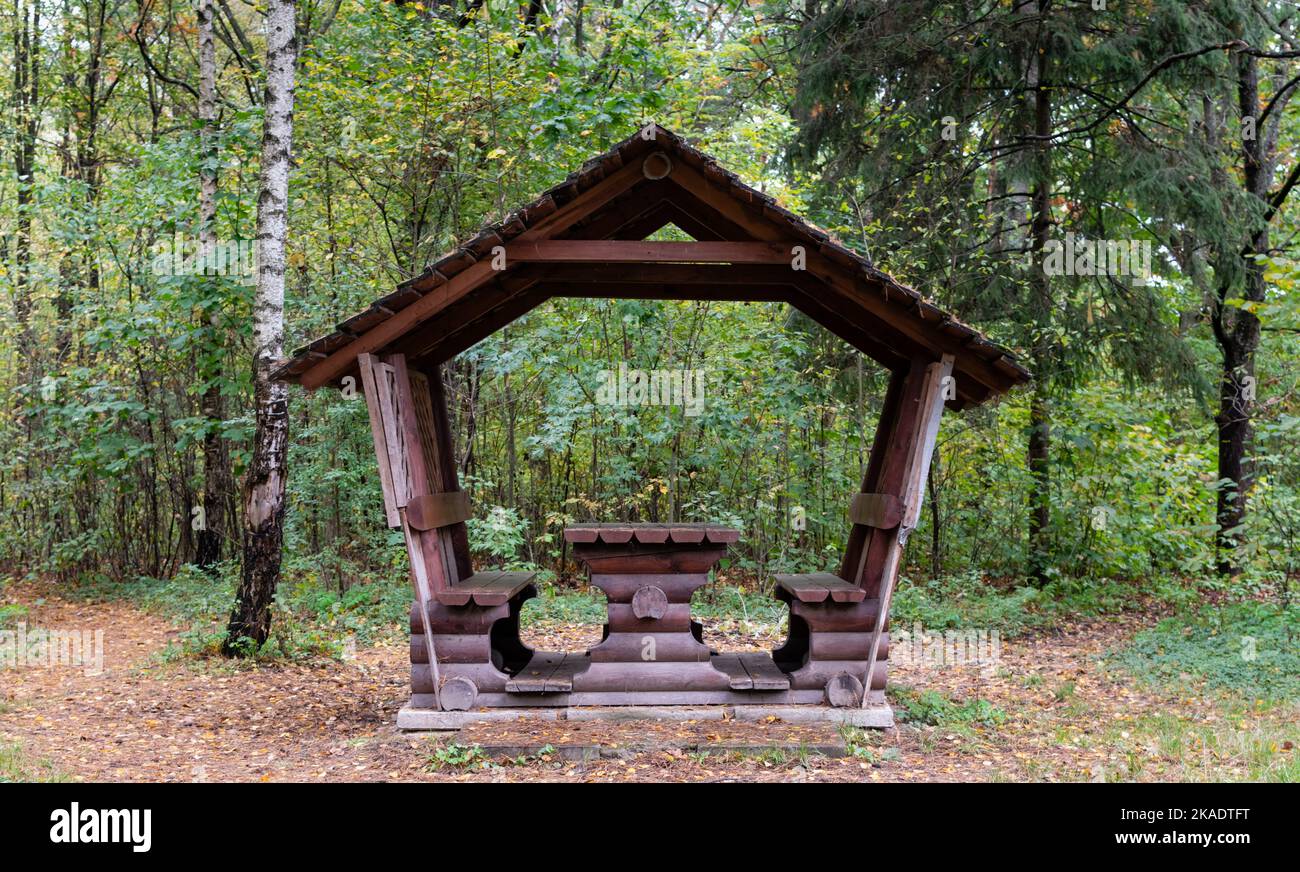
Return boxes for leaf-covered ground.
[1,580,1295,782]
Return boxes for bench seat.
[774,572,866,603]
[434,571,537,607]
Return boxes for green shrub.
[892,686,1007,728]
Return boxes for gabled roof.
[274,125,1030,406]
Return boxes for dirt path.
[0,582,1284,782]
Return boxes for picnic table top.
[563,523,740,545]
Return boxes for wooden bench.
[434,570,537,607]
[769,493,900,604]
[774,572,867,603]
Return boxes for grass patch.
[1099,702,1300,782]
[892,572,1043,636]
[692,584,785,626]
[1113,602,1300,701]
[892,572,1200,637]
[0,742,68,783]
[0,602,28,629]
[72,563,413,663]
[425,741,557,771]
[839,725,900,764]
[892,685,1008,730]
[520,586,608,625]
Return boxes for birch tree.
[224,0,298,652]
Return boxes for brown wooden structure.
[274,126,1030,714]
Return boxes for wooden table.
[553,523,790,698]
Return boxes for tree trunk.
[195,0,233,571]
[1025,1,1054,585]
[12,0,38,366]
[1211,50,1270,576]
[224,0,298,654]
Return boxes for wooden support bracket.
[406,491,471,531]
[848,492,903,530]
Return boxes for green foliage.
[103,562,410,662]
[1114,604,1300,701]
[425,741,556,772]
[892,686,1008,729]
[892,572,1042,635]
[0,603,28,629]
[1,0,1298,655]
[467,507,531,567]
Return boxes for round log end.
[825,672,864,708]
[642,152,673,180]
[440,676,478,711]
[631,585,669,620]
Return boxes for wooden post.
[840,367,907,582]
[860,354,953,707]
[415,362,473,581]
[359,352,447,709]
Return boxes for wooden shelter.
[275,126,1030,718]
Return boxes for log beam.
[506,239,798,265]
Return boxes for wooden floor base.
[396,703,894,731]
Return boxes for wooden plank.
[561,178,670,239]
[563,526,600,544]
[713,653,753,690]
[471,571,536,606]
[434,571,536,607]
[739,653,791,691]
[506,652,565,693]
[515,158,649,241]
[372,361,409,508]
[595,525,635,544]
[666,525,706,544]
[841,369,906,580]
[406,369,441,477]
[435,570,501,607]
[848,492,903,530]
[390,272,542,360]
[860,355,953,707]
[507,240,795,264]
[634,524,671,544]
[388,354,457,604]
[702,525,740,544]
[545,654,583,693]
[606,188,921,376]
[851,362,933,593]
[388,358,432,492]
[406,491,471,531]
[420,362,473,581]
[301,258,502,388]
[537,262,794,285]
[357,353,400,527]
[424,289,554,363]
[298,160,648,389]
[544,281,791,303]
[662,163,1016,395]
[563,522,737,545]
[774,573,868,604]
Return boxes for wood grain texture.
[405,491,471,530]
